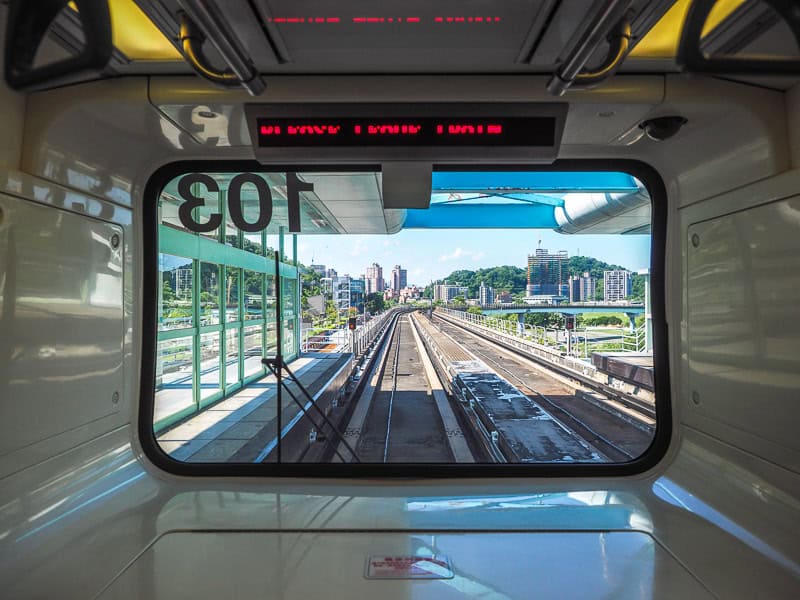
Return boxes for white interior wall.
[1,72,799,598]
[4,72,795,472]
[787,82,800,168]
[0,6,26,171]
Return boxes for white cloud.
[349,239,368,257]
[439,247,485,262]
[439,247,465,261]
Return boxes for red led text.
[260,124,342,136]
[355,124,422,135]
[436,123,503,135]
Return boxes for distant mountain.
[567,256,645,301]
[431,256,645,302]
[433,265,527,297]
[159,255,192,271]
[566,255,628,279]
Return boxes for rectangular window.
[243,325,263,379]
[244,270,263,321]
[143,164,668,475]
[155,336,194,426]
[199,262,219,326]
[224,328,240,389]
[159,255,192,331]
[244,232,263,255]
[225,267,240,323]
[199,332,221,401]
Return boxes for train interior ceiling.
[1,0,799,597]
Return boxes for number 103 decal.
[176,172,312,233]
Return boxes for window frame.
[140,159,672,477]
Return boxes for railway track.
[351,314,460,463]
[430,314,655,461]
[433,312,657,423]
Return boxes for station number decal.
[176,172,312,233]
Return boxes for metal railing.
[435,307,599,378]
[434,308,656,405]
[439,307,648,357]
[622,326,647,353]
[300,307,402,356]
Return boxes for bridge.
[470,302,644,314]
[446,303,646,328]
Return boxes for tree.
[630,274,645,302]
[162,278,176,303]
[566,255,648,302]
[325,300,338,322]
[523,312,564,328]
[466,306,482,315]
[199,291,215,306]
[432,265,528,298]
[365,292,385,314]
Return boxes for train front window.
[142,164,668,474]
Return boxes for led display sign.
[246,103,567,161]
[256,117,556,148]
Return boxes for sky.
[296,229,650,286]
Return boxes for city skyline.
[298,229,650,287]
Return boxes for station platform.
[591,352,654,391]
[157,353,352,463]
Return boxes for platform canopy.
[403,171,649,233]
[160,169,650,236]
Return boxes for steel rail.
[382,318,403,463]
[465,342,635,461]
[434,311,656,421]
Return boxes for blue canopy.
[405,171,640,229]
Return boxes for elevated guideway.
[435,307,655,404]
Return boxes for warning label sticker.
[365,555,454,580]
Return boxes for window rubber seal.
[138,158,672,478]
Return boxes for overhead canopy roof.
[407,171,649,232]
[159,169,649,235]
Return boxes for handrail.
[547,0,633,96]
[177,6,265,95]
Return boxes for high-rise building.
[391,265,407,292]
[320,277,333,296]
[325,268,338,279]
[527,247,568,297]
[604,270,632,301]
[434,284,469,302]
[496,291,513,303]
[333,275,351,312]
[479,282,495,305]
[175,267,192,298]
[310,264,326,276]
[569,272,595,302]
[350,278,365,312]
[399,286,421,303]
[365,262,384,294]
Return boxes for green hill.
[428,256,645,302]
